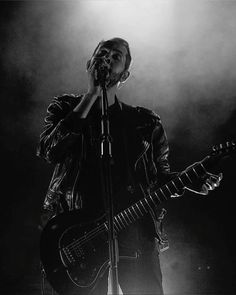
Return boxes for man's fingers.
[205,179,215,190]
[200,172,223,194]
[205,172,223,181]
[205,172,223,188]
[201,184,209,195]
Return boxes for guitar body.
[40,210,110,295]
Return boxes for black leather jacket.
[37,94,173,214]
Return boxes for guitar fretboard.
[63,158,208,256]
[109,159,208,232]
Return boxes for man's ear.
[120,70,130,83]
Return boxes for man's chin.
[106,77,119,89]
[106,81,115,89]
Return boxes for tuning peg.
[212,145,217,152]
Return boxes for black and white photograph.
[0,1,236,295]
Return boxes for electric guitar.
[40,141,235,295]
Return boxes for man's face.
[91,41,128,88]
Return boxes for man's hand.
[73,59,102,118]
[186,171,223,195]
[86,59,102,96]
[171,167,223,198]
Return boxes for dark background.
[0,1,236,294]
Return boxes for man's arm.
[72,56,103,118]
[37,56,102,164]
[152,119,177,180]
[37,94,87,164]
[151,119,222,195]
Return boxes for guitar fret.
[117,214,126,228]
[165,184,173,195]
[192,167,200,177]
[159,188,168,200]
[131,204,141,218]
[144,198,151,210]
[120,212,129,226]
[114,221,120,232]
[124,210,132,223]
[178,176,185,187]
[200,163,207,173]
[113,222,119,232]
[153,191,161,203]
[114,217,122,231]
[171,180,178,191]
[148,194,156,207]
[135,203,143,216]
[104,222,109,231]
[140,200,148,212]
[127,208,136,221]
[131,206,141,218]
[104,221,118,233]
[183,171,193,183]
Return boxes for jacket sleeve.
[152,119,178,182]
[36,95,86,164]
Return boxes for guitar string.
[63,172,194,253]
[63,157,226,257]
[64,182,180,254]
[64,200,144,250]
[65,164,206,254]
[65,223,106,251]
[64,193,162,253]
[70,227,107,255]
[64,182,180,253]
[64,202,143,253]
[63,185,179,251]
[62,226,107,260]
[65,210,132,252]
[66,176,192,253]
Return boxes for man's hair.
[92,37,132,71]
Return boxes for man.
[37,37,222,295]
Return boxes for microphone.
[94,58,110,84]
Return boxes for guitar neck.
[111,157,209,232]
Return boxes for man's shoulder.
[136,106,160,120]
[121,102,161,125]
[48,93,83,112]
[54,93,83,105]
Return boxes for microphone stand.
[99,71,119,295]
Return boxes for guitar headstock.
[211,140,236,158]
